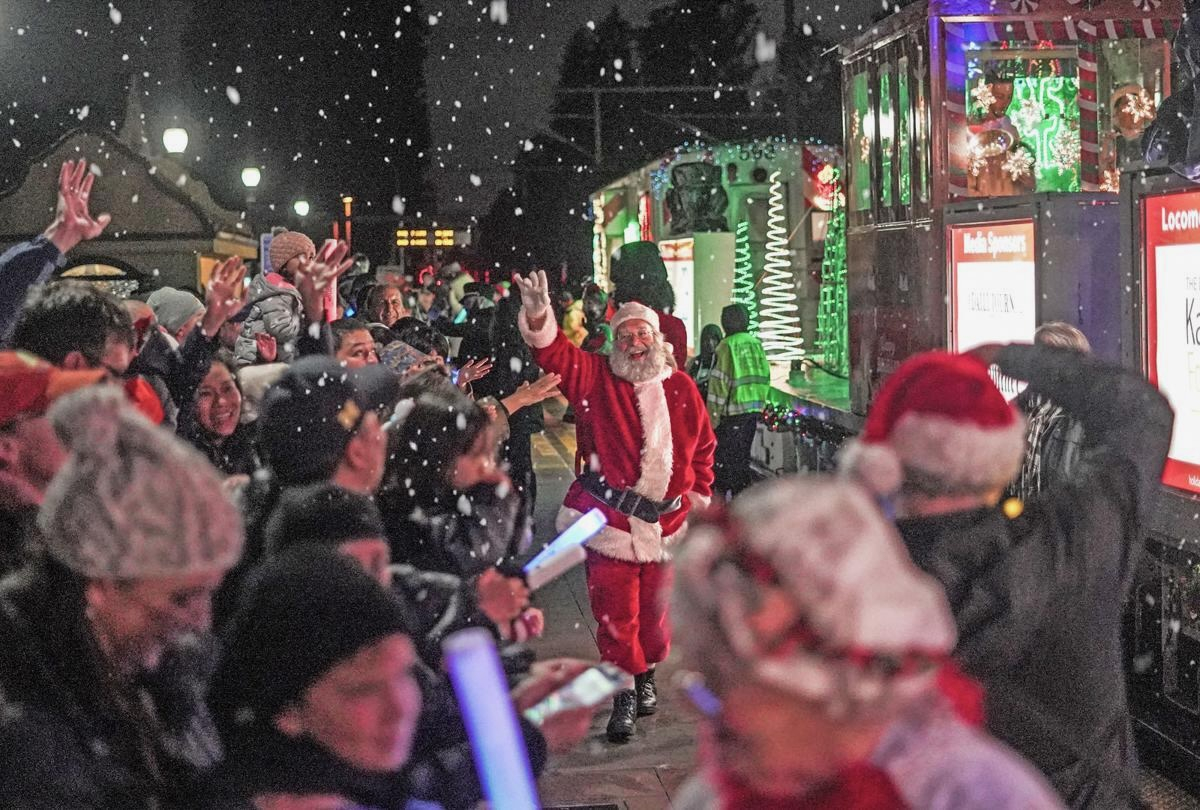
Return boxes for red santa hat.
[839,351,1025,496]
[610,301,660,335]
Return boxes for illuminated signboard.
[1144,190,1200,495]
[949,219,1037,399]
[395,228,458,248]
[659,238,696,346]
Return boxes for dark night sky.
[425,0,881,224]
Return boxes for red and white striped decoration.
[1010,0,1040,10]
[1133,0,1161,9]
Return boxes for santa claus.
[514,268,715,743]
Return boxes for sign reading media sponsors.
[1144,190,1200,494]
[949,220,1037,399]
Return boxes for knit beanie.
[210,546,412,733]
[610,302,661,335]
[673,476,955,719]
[610,241,668,286]
[838,351,1025,497]
[146,287,205,335]
[268,231,316,275]
[38,386,244,579]
[263,482,386,556]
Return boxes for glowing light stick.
[443,629,540,810]
[523,508,606,590]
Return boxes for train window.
[879,64,895,209]
[914,53,931,207]
[1097,38,1171,191]
[964,43,1080,197]
[849,69,873,213]
[897,58,913,208]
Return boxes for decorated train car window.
[898,58,913,207]
[964,43,1080,197]
[914,54,931,207]
[1097,38,1171,191]
[849,69,873,213]
[880,64,895,208]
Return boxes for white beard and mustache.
[609,335,673,383]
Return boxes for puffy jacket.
[897,344,1173,809]
[233,272,302,366]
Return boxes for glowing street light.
[162,127,189,154]
[293,199,310,217]
[241,167,262,188]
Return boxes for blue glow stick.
[443,629,540,810]
[524,508,607,573]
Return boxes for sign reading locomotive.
[949,220,1037,398]
[1144,189,1200,494]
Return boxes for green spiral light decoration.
[733,219,758,332]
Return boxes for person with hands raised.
[0,159,112,340]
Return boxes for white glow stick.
[523,507,607,572]
[443,629,539,810]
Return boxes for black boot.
[606,689,637,743]
[634,668,658,717]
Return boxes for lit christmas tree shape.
[816,167,849,376]
[758,171,805,362]
[733,219,758,332]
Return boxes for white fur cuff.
[517,307,557,349]
[687,492,711,511]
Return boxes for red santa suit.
[520,305,716,675]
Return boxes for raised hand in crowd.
[42,159,111,254]
[503,372,562,413]
[295,239,354,323]
[456,357,494,389]
[512,269,551,327]
[199,256,248,338]
[255,333,278,363]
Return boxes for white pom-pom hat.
[839,351,1025,496]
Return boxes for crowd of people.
[0,160,1177,810]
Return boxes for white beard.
[610,338,668,383]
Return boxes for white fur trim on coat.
[558,505,683,564]
[843,411,1025,495]
[625,373,674,559]
[517,307,557,349]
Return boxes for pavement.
[529,408,695,810]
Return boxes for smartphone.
[521,663,633,726]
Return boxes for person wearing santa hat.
[514,268,716,743]
[839,343,1173,809]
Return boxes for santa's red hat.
[839,351,1025,496]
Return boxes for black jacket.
[897,344,1173,809]
[180,420,259,478]
[0,557,221,809]
[130,327,219,428]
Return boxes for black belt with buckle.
[579,472,682,523]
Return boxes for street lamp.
[293,199,310,217]
[162,127,188,154]
[241,167,262,188]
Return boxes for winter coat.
[674,700,1063,810]
[519,312,716,563]
[1007,390,1086,502]
[0,557,221,809]
[131,326,220,428]
[233,272,303,366]
[180,420,259,478]
[658,309,689,370]
[896,344,1173,809]
[0,236,63,342]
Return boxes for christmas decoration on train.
[758,171,805,362]
[733,219,759,332]
[816,167,849,377]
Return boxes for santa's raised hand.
[513,269,551,320]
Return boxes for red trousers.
[584,549,672,675]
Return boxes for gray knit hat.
[146,287,205,335]
[38,386,244,579]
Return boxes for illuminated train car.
[839,0,1181,413]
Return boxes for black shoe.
[606,689,637,743]
[635,668,658,717]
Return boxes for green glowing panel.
[816,169,849,376]
[880,68,894,207]
[898,61,912,206]
[850,71,872,212]
[1006,76,1080,193]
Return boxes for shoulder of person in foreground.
[886,709,1066,810]
[0,704,117,809]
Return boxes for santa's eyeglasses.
[615,328,655,346]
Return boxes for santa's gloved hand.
[513,268,551,319]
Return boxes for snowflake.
[970,79,997,112]
[1001,148,1035,181]
[1049,126,1081,172]
[1013,98,1046,132]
